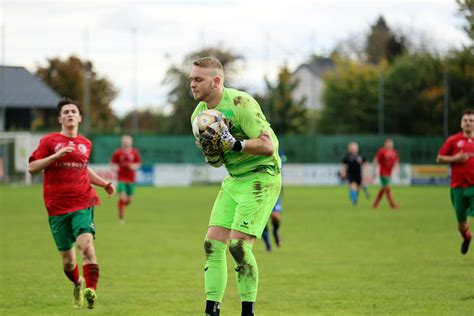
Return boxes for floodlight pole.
[310,31,317,135]
[82,27,90,135]
[131,27,139,135]
[443,65,449,137]
[378,70,384,135]
[263,31,270,122]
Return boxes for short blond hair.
[193,57,223,70]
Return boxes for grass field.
[0,185,473,315]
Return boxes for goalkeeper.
[190,57,282,316]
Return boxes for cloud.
[2,0,469,117]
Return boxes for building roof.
[0,66,60,108]
[294,57,335,77]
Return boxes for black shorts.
[347,174,362,186]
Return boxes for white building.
[292,58,335,111]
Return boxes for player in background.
[190,57,281,316]
[28,99,115,309]
[339,142,369,206]
[437,109,474,255]
[110,135,141,224]
[262,149,286,251]
[262,196,283,252]
[372,138,400,209]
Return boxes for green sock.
[229,239,258,302]
[204,239,228,302]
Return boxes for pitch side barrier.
[88,163,448,187]
[89,135,445,165]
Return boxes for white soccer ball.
[192,109,225,139]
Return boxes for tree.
[383,53,445,135]
[456,0,474,44]
[366,16,406,64]
[320,50,472,136]
[255,65,307,134]
[162,47,243,134]
[36,55,118,133]
[445,48,474,133]
[318,58,381,134]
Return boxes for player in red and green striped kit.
[372,139,400,209]
[437,109,474,255]
[190,57,281,316]
[28,99,115,309]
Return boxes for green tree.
[383,53,444,135]
[318,58,381,134]
[162,47,243,134]
[35,55,118,133]
[320,51,472,136]
[255,65,307,134]
[456,0,474,43]
[445,48,474,133]
[366,16,406,64]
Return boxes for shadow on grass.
[460,295,474,301]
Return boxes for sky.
[0,0,470,117]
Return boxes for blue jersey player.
[262,150,286,251]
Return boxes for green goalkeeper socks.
[204,239,228,302]
[229,239,259,302]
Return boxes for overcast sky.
[1,0,469,117]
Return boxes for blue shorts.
[272,197,282,213]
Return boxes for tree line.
[34,0,473,136]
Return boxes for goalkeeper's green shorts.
[209,171,282,238]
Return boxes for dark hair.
[57,98,83,116]
[462,109,474,116]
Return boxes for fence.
[90,134,445,164]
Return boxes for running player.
[437,109,474,254]
[28,98,115,309]
[110,135,141,224]
[340,142,369,205]
[262,150,286,251]
[262,196,283,251]
[372,139,400,209]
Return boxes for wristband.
[232,140,245,152]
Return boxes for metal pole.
[82,27,90,135]
[310,32,317,135]
[132,27,138,134]
[443,65,449,137]
[378,70,384,135]
[263,31,270,122]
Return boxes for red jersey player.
[28,99,115,309]
[437,109,474,255]
[372,138,400,209]
[110,135,141,223]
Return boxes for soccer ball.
[192,109,225,139]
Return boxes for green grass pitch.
[0,185,473,315]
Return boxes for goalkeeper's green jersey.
[191,87,281,177]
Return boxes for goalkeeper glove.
[219,121,245,152]
[199,123,223,157]
[205,154,224,168]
